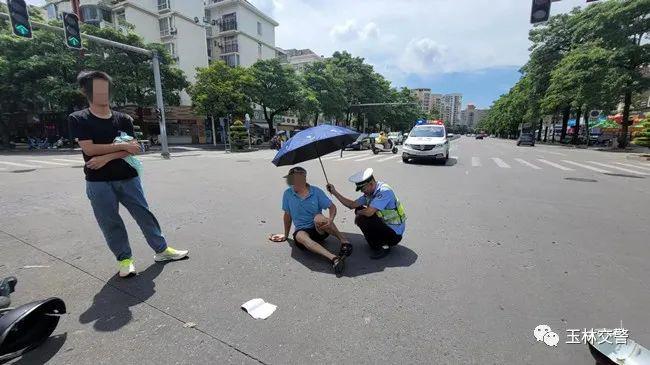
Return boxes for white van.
[402,123,450,163]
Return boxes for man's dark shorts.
[293,227,329,250]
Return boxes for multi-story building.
[461,104,488,129]
[278,48,324,72]
[44,0,208,107]
[411,88,432,113]
[205,0,278,67]
[442,93,462,125]
[430,93,443,115]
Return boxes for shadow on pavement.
[408,157,457,167]
[9,332,67,365]
[78,261,173,332]
[290,233,417,277]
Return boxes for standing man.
[270,166,352,274]
[69,71,188,278]
[327,168,406,259]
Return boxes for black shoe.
[369,245,391,260]
[332,256,345,275]
[339,243,353,257]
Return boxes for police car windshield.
[410,126,445,138]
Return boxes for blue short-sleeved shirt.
[356,182,406,236]
[282,185,332,230]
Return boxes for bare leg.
[314,214,349,245]
[294,231,337,262]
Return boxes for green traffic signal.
[62,12,82,50]
[8,0,33,39]
[67,36,81,47]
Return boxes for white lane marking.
[491,158,511,168]
[537,159,574,171]
[26,159,68,166]
[536,150,566,156]
[561,160,611,173]
[354,154,382,162]
[337,154,366,161]
[378,155,399,162]
[471,157,481,167]
[587,161,649,176]
[52,158,83,164]
[616,162,650,172]
[515,158,542,170]
[0,161,41,168]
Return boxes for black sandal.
[339,243,353,257]
[332,256,345,275]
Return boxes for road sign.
[62,12,82,49]
[7,0,32,39]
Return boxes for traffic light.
[7,0,33,39]
[62,12,82,49]
[530,0,551,24]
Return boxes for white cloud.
[399,38,449,74]
[330,20,359,42]
[359,22,380,41]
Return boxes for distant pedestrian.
[69,71,188,278]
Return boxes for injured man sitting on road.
[269,166,352,275]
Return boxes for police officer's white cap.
[349,168,374,190]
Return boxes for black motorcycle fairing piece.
[0,297,66,363]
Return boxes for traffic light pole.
[0,12,171,159]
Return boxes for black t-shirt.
[69,108,139,182]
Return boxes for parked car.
[388,132,404,145]
[345,133,371,150]
[250,135,264,145]
[517,133,535,146]
[475,134,485,140]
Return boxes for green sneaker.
[153,247,189,262]
[118,258,136,278]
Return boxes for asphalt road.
[1,137,649,364]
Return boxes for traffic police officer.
[327,168,406,259]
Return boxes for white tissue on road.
[241,298,277,320]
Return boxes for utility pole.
[0,12,172,159]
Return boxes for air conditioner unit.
[170,27,177,35]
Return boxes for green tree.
[189,61,253,120]
[301,62,347,122]
[248,59,302,135]
[229,120,249,150]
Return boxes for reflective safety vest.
[365,184,407,225]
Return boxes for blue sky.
[27,0,590,108]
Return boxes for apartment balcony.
[220,43,239,54]
[219,20,237,32]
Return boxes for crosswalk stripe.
[537,159,574,171]
[378,155,399,162]
[0,161,41,168]
[491,158,511,168]
[616,162,650,172]
[26,159,68,166]
[337,154,365,161]
[537,150,566,156]
[52,158,83,164]
[561,160,611,173]
[515,158,541,170]
[587,161,649,176]
[354,155,382,162]
[471,157,481,167]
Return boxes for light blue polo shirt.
[356,182,406,236]
[282,185,332,230]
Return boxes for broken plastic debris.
[241,298,277,320]
[183,322,196,328]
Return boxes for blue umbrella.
[272,125,360,183]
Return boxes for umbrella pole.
[314,144,330,185]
